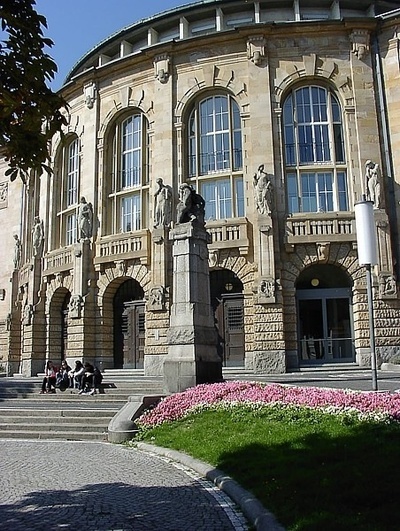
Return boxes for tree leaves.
[0,0,67,181]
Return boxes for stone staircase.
[0,370,164,441]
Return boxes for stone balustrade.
[43,248,73,274]
[95,230,150,265]
[285,212,356,245]
[206,217,250,255]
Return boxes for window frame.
[283,85,348,214]
[107,112,150,234]
[55,136,80,247]
[187,93,244,221]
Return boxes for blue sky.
[35,0,198,90]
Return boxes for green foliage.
[136,405,400,530]
[0,0,67,181]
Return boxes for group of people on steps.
[40,359,103,395]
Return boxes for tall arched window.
[108,113,149,233]
[188,94,244,220]
[283,85,348,214]
[55,136,80,247]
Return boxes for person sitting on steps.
[68,360,85,390]
[40,361,57,394]
[55,360,71,391]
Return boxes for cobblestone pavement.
[0,439,249,531]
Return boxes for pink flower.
[138,381,400,427]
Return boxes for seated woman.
[40,361,57,394]
[55,360,71,391]
[79,362,95,395]
[68,360,85,389]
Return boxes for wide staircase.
[0,370,164,441]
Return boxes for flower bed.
[138,381,400,427]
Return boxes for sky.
[35,0,199,90]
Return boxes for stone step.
[0,421,109,432]
[0,373,164,441]
[0,408,119,418]
[0,429,108,441]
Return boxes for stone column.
[163,221,222,393]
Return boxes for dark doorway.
[113,279,145,369]
[210,269,244,366]
[61,293,70,362]
[296,264,354,364]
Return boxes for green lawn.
[135,405,400,530]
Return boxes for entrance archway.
[113,279,145,369]
[210,269,244,366]
[48,288,71,364]
[296,264,354,364]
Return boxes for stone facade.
[1,0,400,376]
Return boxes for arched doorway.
[48,288,71,364]
[296,264,354,364]
[210,269,244,366]
[113,279,145,369]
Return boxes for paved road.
[0,440,248,531]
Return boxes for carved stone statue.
[365,160,381,209]
[253,164,273,215]
[69,294,84,319]
[154,178,172,228]
[13,234,21,269]
[32,216,44,257]
[78,197,93,239]
[176,183,205,225]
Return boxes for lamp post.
[354,199,378,391]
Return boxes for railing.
[95,230,150,265]
[286,212,356,245]
[206,217,249,255]
[44,248,74,274]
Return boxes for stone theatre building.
[1,0,400,377]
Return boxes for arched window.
[108,113,149,233]
[283,85,348,214]
[55,136,80,247]
[188,94,244,220]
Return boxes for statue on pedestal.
[176,183,205,225]
[154,178,172,228]
[32,216,44,257]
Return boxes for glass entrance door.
[297,288,354,363]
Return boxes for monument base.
[163,344,222,394]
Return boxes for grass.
[135,403,400,530]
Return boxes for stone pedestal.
[163,221,222,394]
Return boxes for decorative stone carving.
[253,164,273,215]
[208,249,219,268]
[364,160,381,208]
[84,82,96,109]
[32,216,44,257]
[379,274,397,299]
[176,184,205,225]
[154,178,172,228]
[350,29,370,60]
[0,182,8,209]
[115,260,127,276]
[256,277,276,303]
[69,294,84,319]
[247,36,267,66]
[316,242,330,263]
[148,285,164,311]
[13,235,21,269]
[154,54,170,83]
[23,304,33,326]
[77,197,93,239]
[6,313,12,331]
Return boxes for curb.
[136,442,285,531]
